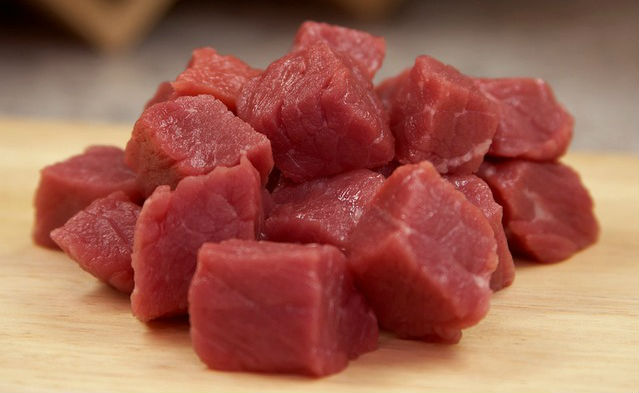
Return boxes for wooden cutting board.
[0,118,636,392]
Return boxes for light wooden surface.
[0,118,637,392]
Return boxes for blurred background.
[0,0,637,152]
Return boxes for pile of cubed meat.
[34,21,599,377]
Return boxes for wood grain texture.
[0,118,637,392]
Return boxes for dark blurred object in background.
[27,0,176,52]
[0,0,636,153]
[23,0,404,52]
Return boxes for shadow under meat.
[81,281,131,313]
[143,314,192,347]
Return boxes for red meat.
[50,191,140,293]
[144,81,177,109]
[237,42,394,183]
[172,47,261,113]
[348,161,497,343]
[189,239,378,376]
[125,95,273,196]
[475,78,573,160]
[265,169,385,249]
[293,21,385,79]
[478,160,599,263]
[33,146,141,249]
[445,174,515,291]
[377,55,498,174]
[373,160,400,178]
[131,157,262,321]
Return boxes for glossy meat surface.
[238,43,394,183]
[126,95,273,196]
[478,160,598,263]
[172,47,261,113]
[33,146,141,248]
[377,56,498,174]
[293,21,385,79]
[446,174,515,291]
[51,191,140,293]
[189,240,378,376]
[475,78,573,160]
[265,169,385,249]
[131,158,262,321]
[349,161,497,342]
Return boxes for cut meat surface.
[50,192,140,293]
[446,174,515,291]
[265,169,385,249]
[293,21,385,79]
[131,158,262,321]
[189,240,378,376]
[171,47,261,113]
[478,160,599,263]
[377,55,498,174]
[237,42,394,183]
[125,95,273,196]
[348,161,497,343]
[475,78,573,160]
[33,146,141,249]
[144,81,177,110]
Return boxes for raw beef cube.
[478,160,598,263]
[376,55,499,174]
[445,174,515,291]
[475,78,573,160]
[131,157,262,321]
[348,161,497,343]
[144,81,177,109]
[50,192,140,293]
[293,21,386,79]
[125,95,273,196]
[265,169,385,249]
[171,47,261,113]
[33,146,141,249]
[189,239,378,377]
[237,42,394,183]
